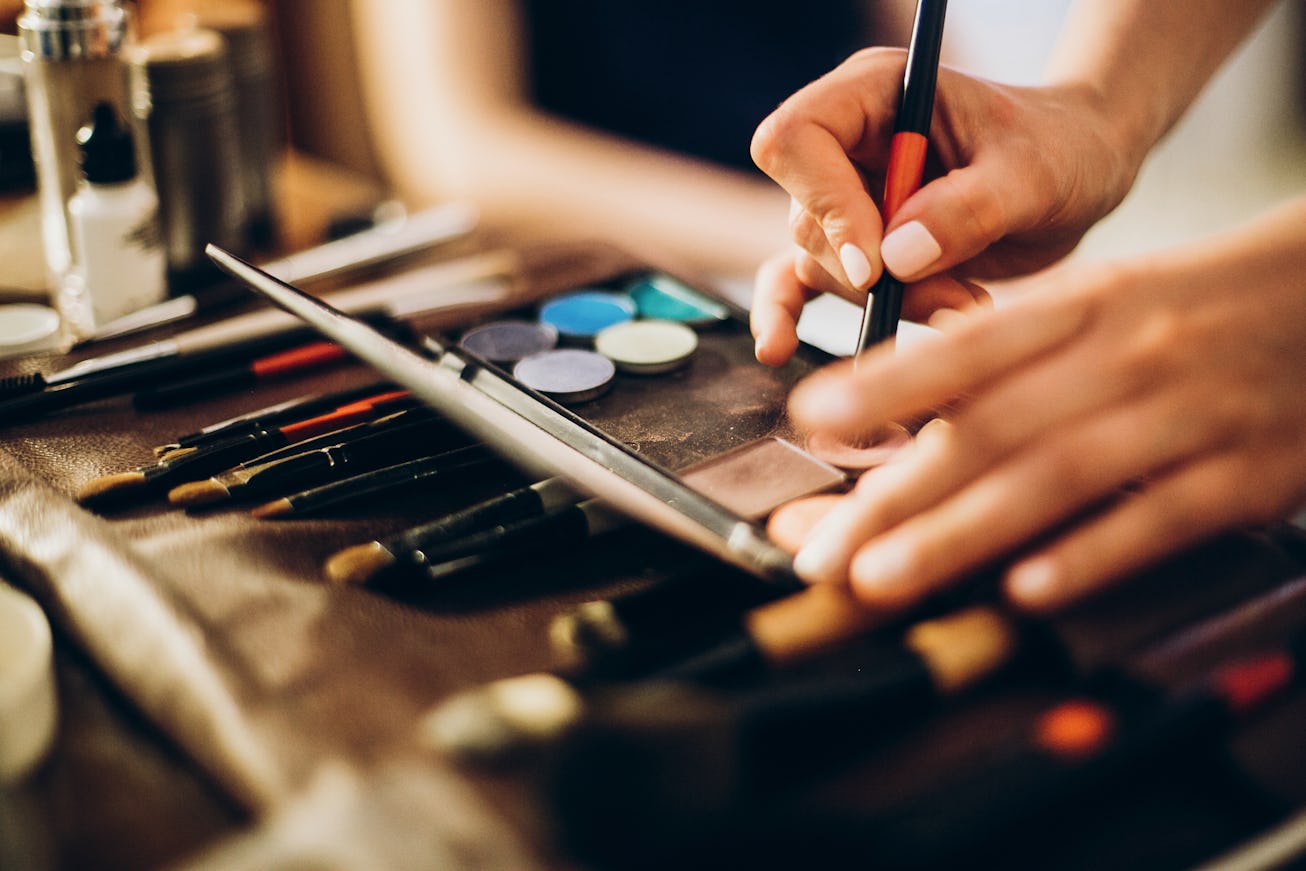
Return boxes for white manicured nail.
[793,526,851,585]
[839,243,873,288]
[850,539,915,596]
[1007,557,1059,604]
[881,221,942,278]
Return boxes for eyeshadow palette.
[209,247,865,581]
[440,269,839,475]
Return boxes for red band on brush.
[280,390,411,441]
[1212,651,1296,715]
[882,132,929,221]
[251,342,348,377]
[1034,699,1116,759]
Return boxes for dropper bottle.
[65,101,166,330]
[17,0,133,327]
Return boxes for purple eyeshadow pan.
[513,349,616,404]
[459,319,560,364]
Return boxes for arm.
[777,193,1306,612]
[1045,0,1282,156]
[348,0,794,276]
[750,0,1283,362]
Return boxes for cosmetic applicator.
[0,250,515,422]
[326,436,845,589]
[427,549,1306,771]
[535,590,1306,869]
[424,605,1018,769]
[780,636,1306,871]
[250,450,515,518]
[548,569,790,681]
[168,415,474,509]
[151,381,395,458]
[625,524,1306,690]
[325,476,582,585]
[131,341,351,410]
[855,0,948,352]
[75,391,416,508]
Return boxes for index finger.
[751,53,905,289]
[790,289,1093,434]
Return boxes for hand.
[771,199,1306,612]
[749,48,1144,364]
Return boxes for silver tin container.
[127,27,247,291]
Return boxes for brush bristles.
[906,606,1018,694]
[250,498,292,519]
[167,479,230,507]
[548,600,628,666]
[420,673,582,764]
[324,542,395,585]
[156,445,199,464]
[76,471,146,504]
[0,372,47,400]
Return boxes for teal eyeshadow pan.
[626,274,730,326]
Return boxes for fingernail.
[881,221,942,278]
[839,243,873,289]
[793,526,850,585]
[1007,557,1059,605]
[850,539,915,598]
[790,381,853,428]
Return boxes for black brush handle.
[387,504,590,587]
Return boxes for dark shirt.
[524,1,872,173]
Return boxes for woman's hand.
[771,197,1306,612]
[749,49,1146,365]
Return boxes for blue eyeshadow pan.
[539,291,637,341]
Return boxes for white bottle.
[66,102,167,331]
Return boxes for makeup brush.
[0,250,515,420]
[76,390,416,508]
[369,500,632,591]
[168,415,474,509]
[250,448,508,518]
[431,557,1306,771]
[564,527,1306,691]
[548,569,791,680]
[856,0,948,353]
[779,637,1306,871]
[74,200,479,345]
[545,635,1306,871]
[132,340,350,410]
[151,381,396,458]
[424,605,1019,768]
[326,436,846,589]
[325,477,581,586]
[0,335,318,421]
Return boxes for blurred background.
[3,0,1304,281]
